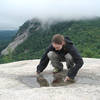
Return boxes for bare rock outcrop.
[0,58,100,100]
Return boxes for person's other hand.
[36,72,40,74]
[36,72,41,76]
[64,76,71,82]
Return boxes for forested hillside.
[0,18,100,63]
[0,30,17,53]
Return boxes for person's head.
[51,34,65,50]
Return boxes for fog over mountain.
[0,0,100,30]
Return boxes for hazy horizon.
[0,0,100,30]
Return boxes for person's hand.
[36,72,41,77]
[64,76,71,82]
[36,72,40,75]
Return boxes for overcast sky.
[0,0,100,30]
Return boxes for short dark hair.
[51,34,64,44]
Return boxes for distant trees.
[0,47,14,63]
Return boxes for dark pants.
[47,51,74,70]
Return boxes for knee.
[47,51,57,59]
[78,59,84,69]
[80,59,84,67]
[65,53,73,61]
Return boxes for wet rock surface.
[18,70,75,88]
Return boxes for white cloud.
[0,0,100,30]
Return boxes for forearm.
[37,58,49,73]
[67,59,84,79]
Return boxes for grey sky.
[0,0,100,30]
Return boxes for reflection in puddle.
[37,75,49,87]
[36,70,75,87]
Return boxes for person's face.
[52,43,63,50]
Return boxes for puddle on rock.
[19,69,75,88]
[36,70,75,87]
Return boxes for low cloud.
[0,0,100,30]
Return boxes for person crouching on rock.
[36,34,84,82]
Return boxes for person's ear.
[62,41,65,45]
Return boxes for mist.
[0,0,100,30]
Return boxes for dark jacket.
[37,36,84,79]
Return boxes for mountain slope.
[0,18,100,63]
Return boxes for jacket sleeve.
[36,45,53,73]
[67,44,84,79]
